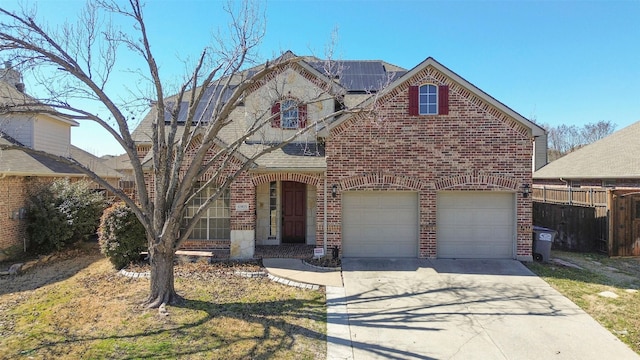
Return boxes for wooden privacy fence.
[533,185,640,256]
[532,186,607,207]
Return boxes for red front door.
[282,181,306,243]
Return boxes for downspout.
[323,172,328,256]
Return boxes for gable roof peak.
[274,50,298,63]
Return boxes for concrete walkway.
[262,258,343,287]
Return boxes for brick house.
[534,121,640,188]
[0,63,121,260]
[533,121,640,256]
[132,52,546,261]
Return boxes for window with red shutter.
[281,99,299,129]
[273,98,307,129]
[409,84,449,115]
[438,85,449,115]
[298,104,307,128]
[270,102,281,128]
[408,86,418,116]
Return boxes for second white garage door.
[342,191,419,257]
[437,191,515,259]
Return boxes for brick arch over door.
[251,173,322,187]
[434,171,519,191]
[338,172,423,191]
[433,171,526,260]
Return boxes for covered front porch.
[180,172,326,259]
[254,178,320,247]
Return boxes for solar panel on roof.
[309,60,391,92]
[341,61,388,92]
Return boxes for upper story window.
[419,84,438,115]
[408,84,449,116]
[281,99,299,129]
[271,98,307,129]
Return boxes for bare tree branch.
[0,0,380,308]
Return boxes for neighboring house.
[101,153,134,194]
[533,121,640,256]
[534,121,640,188]
[132,51,546,261]
[0,63,121,259]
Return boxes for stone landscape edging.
[118,267,320,290]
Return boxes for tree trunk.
[145,246,177,308]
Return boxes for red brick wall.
[230,171,255,231]
[0,176,28,253]
[0,176,61,256]
[324,66,533,258]
[143,142,258,252]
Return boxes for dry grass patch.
[0,244,326,359]
[526,251,640,355]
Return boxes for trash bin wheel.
[534,253,543,262]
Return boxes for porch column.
[230,172,256,259]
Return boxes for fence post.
[569,187,573,205]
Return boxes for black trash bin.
[532,226,556,262]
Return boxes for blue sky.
[5,0,640,156]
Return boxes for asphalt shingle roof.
[0,133,121,178]
[130,52,404,171]
[534,121,640,179]
[0,73,120,179]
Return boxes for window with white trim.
[419,84,438,115]
[184,184,230,240]
[270,98,307,129]
[408,84,449,116]
[281,99,299,129]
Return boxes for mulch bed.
[125,257,264,277]
[304,256,341,268]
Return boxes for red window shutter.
[408,86,418,116]
[271,102,281,127]
[298,104,307,128]
[438,85,449,115]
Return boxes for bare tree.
[581,120,616,145]
[543,120,616,161]
[0,1,368,308]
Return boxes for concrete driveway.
[327,258,639,360]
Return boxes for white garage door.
[437,192,515,259]
[342,191,419,257]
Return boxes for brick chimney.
[0,61,25,93]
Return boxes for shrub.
[98,202,147,269]
[26,179,105,253]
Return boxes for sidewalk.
[262,258,343,287]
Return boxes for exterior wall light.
[522,183,531,198]
[332,184,338,198]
